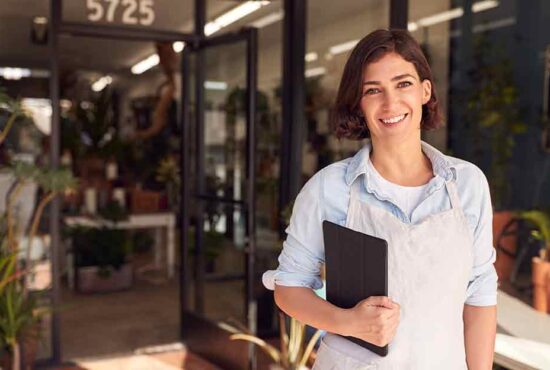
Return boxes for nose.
[381,89,399,111]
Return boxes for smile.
[379,113,408,125]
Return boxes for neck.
[369,137,433,186]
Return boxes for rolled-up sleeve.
[465,169,498,306]
[262,173,325,291]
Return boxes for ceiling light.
[472,0,499,12]
[205,1,270,36]
[251,10,283,28]
[204,81,228,90]
[415,0,499,29]
[131,54,160,74]
[408,22,419,32]
[33,16,48,25]
[172,41,185,53]
[305,52,318,62]
[329,39,359,55]
[91,75,113,92]
[305,67,326,78]
[0,67,31,80]
[417,8,463,27]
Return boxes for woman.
[262,29,497,369]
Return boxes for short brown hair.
[332,29,442,140]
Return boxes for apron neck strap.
[445,180,461,210]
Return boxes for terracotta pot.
[532,256,550,313]
[493,211,517,282]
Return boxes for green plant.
[516,210,550,261]
[0,88,77,370]
[98,200,128,223]
[68,226,132,278]
[0,90,26,147]
[70,89,120,159]
[228,311,322,370]
[188,228,225,262]
[155,155,180,209]
[464,34,527,210]
[0,267,45,370]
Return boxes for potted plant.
[68,225,133,293]
[227,311,322,370]
[515,210,550,313]
[0,88,77,370]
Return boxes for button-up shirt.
[263,140,498,306]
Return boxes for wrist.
[331,306,352,336]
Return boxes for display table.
[64,212,176,288]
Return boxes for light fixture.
[172,41,185,53]
[305,67,326,78]
[250,10,283,28]
[472,0,499,12]
[131,54,160,74]
[33,16,47,25]
[417,8,464,27]
[91,75,113,92]
[305,52,318,63]
[204,81,228,90]
[205,1,270,36]
[329,39,359,55]
[412,0,499,29]
[31,16,48,45]
[0,67,31,80]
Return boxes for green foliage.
[465,34,527,209]
[68,89,122,159]
[69,226,132,276]
[0,277,42,350]
[98,200,128,223]
[188,228,225,261]
[10,161,78,193]
[516,210,550,260]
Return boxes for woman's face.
[359,52,432,144]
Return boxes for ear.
[421,79,432,105]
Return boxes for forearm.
[463,304,496,370]
[274,284,348,335]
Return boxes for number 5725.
[86,0,155,26]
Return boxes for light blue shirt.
[263,140,498,306]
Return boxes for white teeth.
[381,114,406,124]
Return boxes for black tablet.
[322,220,389,357]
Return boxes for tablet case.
[322,220,389,357]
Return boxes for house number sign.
[85,0,156,26]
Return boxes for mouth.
[379,113,408,126]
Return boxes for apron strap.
[445,180,462,210]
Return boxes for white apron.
[313,178,473,369]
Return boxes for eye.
[363,88,380,96]
[398,81,413,88]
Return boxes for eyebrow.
[363,73,417,85]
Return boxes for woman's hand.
[341,296,400,347]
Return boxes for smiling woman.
[264,28,498,370]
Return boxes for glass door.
[181,26,258,363]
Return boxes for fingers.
[365,296,395,308]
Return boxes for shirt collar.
[345,140,455,187]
